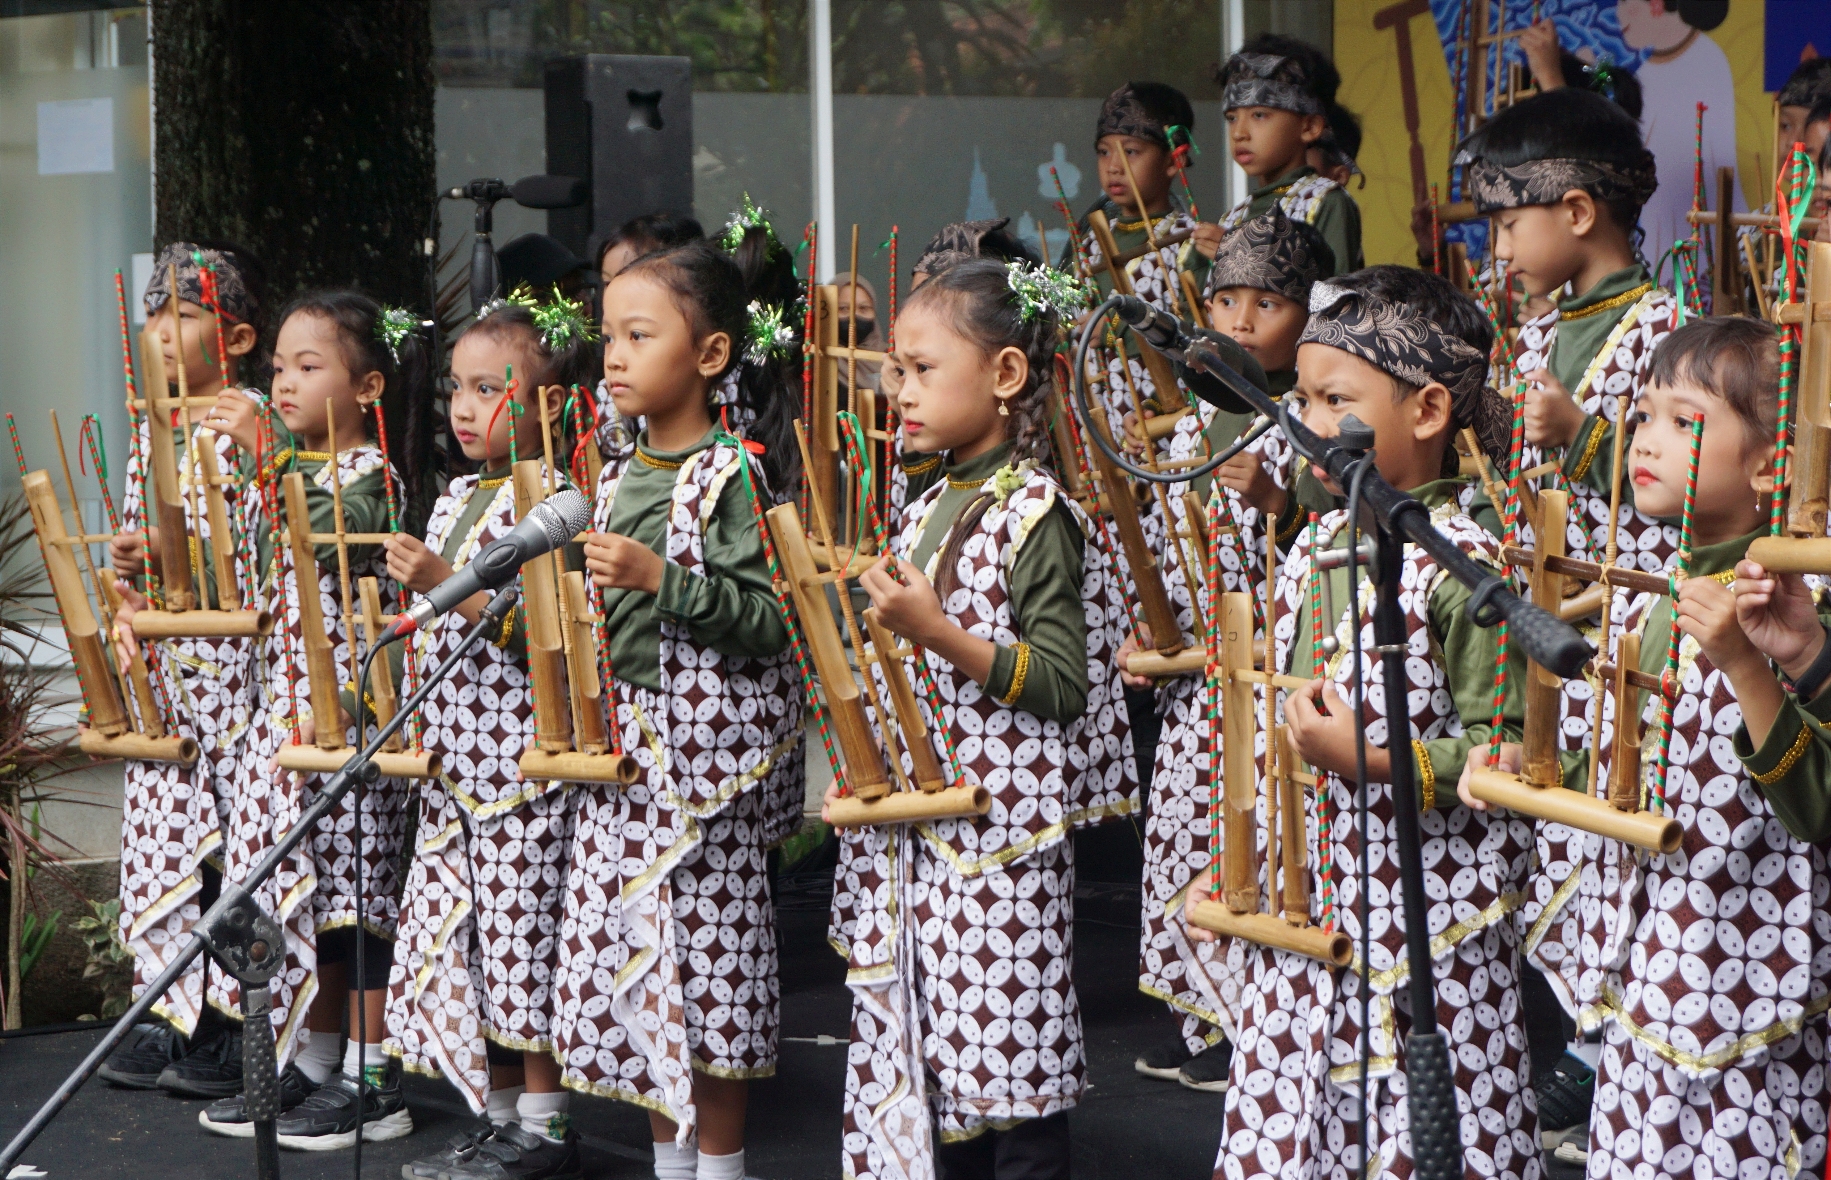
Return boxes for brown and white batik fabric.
[548,442,802,1138]
[210,445,409,1060]
[830,464,1136,1180]
[1221,174,1342,233]
[117,401,259,1034]
[383,470,577,1111]
[1202,506,1541,1180]
[1524,592,1831,1180]
[1139,411,1292,1047]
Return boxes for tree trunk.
[151,0,436,313]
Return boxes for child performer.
[1189,267,1536,1180]
[383,294,597,1180]
[1458,87,1671,565]
[100,242,267,1096]
[1123,204,1334,1092]
[1194,35,1362,276]
[551,241,804,1180]
[181,292,431,1147]
[1465,316,1831,1180]
[830,258,1136,1180]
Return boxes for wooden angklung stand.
[20,412,197,766]
[271,400,438,780]
[765,420,988,828]
[514,386,636,785]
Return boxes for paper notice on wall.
[38,98,114,175]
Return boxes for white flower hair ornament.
[743,300,796,366]
[1004,262,1095,323]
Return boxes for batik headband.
[1217,52,1323,117]
[1203,205,1333,305]
[1457,152,1658,215]
[144,241,258,323]
[1097,84,1169,147]
[1299,281,1510,459]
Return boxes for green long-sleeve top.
[1544,264,1654,397]
[1234,166,1363,276]
[1735,628,1831,843]
[599,428,788,692]
[1060,195,1211,299]
[1282,477,1526,805]
[908,442,1089,726]
[900,448,943,505]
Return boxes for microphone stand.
[0,584,522,1180]
[1071,300,1592,1180]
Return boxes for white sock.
[486,1084,524,1126]
[295,1031,341,1085]
[697,1148,745,1180]
[342,1038,387,1079]
[518,1090,570,1143]
[654,1138,699,1180]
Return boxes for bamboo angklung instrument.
[805,226,893,565]
[21,458,197,765]
[128,268,271,640]
[1184,494,1350,964]
[1083,208,1187,415]
[1748,238,1831,570]
[516,385,635,784]
[273,400,438,780]
[766,418,988,827]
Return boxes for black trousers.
[936,1112,1071,1180]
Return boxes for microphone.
[379,488,593,645]
[1109,295,1259,415]
[444,175,588,209]
[1110,294,1189,358]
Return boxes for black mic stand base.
[197,883,290,1180]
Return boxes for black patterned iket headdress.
[1203,205,1334,305]
[1214,52,1324,117]
[1298,280,1511,459]
[1455,150,1658,216]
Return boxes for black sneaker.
[98,1023,189,1089]
[157,1021,244,1098]
[441,1121,582,1179]
[1133,1034,1195,1081]
[274,1061,413,1151]
[1178,1039,1232,1093]
[1535,1052,1595,1134]
[198,1062,321,1138]
[399,1119,499,1179]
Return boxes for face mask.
[838,316,876,344]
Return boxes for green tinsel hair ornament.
[743,300,796,366]
[720,193,777,255]
[1004,261,1095,323]
[375,306,421,363]
[530,285,597,352]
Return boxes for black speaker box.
[544,54,694,259]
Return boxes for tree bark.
[152,0,436,313]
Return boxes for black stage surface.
[0,875,1232,1180]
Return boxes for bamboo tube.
[1085,428,1183,655]
[276,744,442,780]
[1687,210,1821,233]
[826,783,992,829]
[358,577,403,753]
[1522,490,1567,787]
[1558,584,1606,621]
[764,503,893,800]
[130,608,272,638]
[193,428,240,610]
[1499,546,1671,597]
[1186,898,1353,966]
[23,471,129,736]
[1085,209,1186,411]
[79,730,199,765]
[518,748,639,784]
[564,571,610,754]
[1799,243,1831,426]
[140,326,195,612]
[1747,536,1831,574]
[807,285,842,517]
[1595,661,1660,693]
[1136,407,1192,442]
[1467,769,1679,853]
[862,609,946,793]
[173,265,205,609]
[1180,271,1210,330]
[1220,592,1258,912]
[1607,632,1644,811]
[514,460,574,752]
[283,472,344,750]
[1276,726,1308,924]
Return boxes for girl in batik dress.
[829,257,1136,1180]
[549,240,804,1180]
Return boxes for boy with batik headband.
[384,291,596,1180]
[1194,35,1362,276]
[1185,267,1539,1180]
[1459,87,1673,567]
[1121,203,1334,1092]
[99,241,267,1098]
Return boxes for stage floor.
[0,878,1232,1180]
